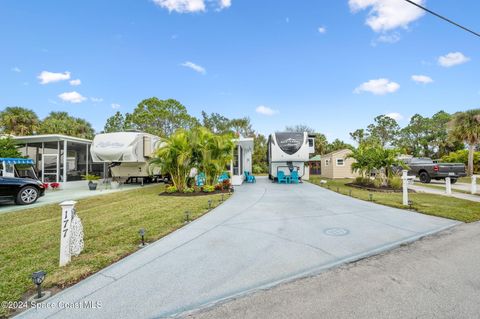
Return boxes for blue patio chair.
[218,172,229,183]
[244,171,256,183]
[196,172,206,186]
[277,171,289,184]
[290,170,300,184]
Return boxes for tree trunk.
[468,144,474,176]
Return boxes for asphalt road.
[188,222,480,319]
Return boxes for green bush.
[372,177,382,188]
[166,185,178,193]
[388,175,402,190]
[252,164,267,174]
[355,176,373,187]
[183,187,194,194]
[202,185,215,193]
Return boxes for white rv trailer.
[91,132,162,182]
[268,132,315,181]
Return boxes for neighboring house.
[308,155,322,175]
[320,149,359,179]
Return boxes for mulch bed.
[346,183,415,193]
[159,189,232,197]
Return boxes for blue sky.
[1,0,478,142]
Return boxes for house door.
[42,154,59,182]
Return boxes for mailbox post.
[472,175,478,195]
[59,201,84,266]
[445,177,452,195]
[402,170,413,206]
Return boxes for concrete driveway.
[17,177,459,319]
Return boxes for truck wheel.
[450,178,458,184]
[16,186,39,205]
[419,172,431,183]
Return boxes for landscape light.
[31,270,46,299]
[208,199,212,209]
[408,200,413,209]
[184,211,190,223]
[336,187,339,192]
[369,194,373,201]
[349,190,352,196]
[138,228,146,246]
[221,194,224,202]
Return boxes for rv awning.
[0,158,34,164]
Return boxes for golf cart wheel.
[16,186,39,205]
[450,178,458,184]
[419,172,431,183]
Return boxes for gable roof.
[322,148,352,157]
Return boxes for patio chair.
[218,172,230,183]
[196,172,206,187]
[277,171,289,184]
[244,171,256,183]
[290,170,300,184]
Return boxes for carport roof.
[11,134,92,144]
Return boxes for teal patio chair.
[218,172,229,183]
[277,171,289,184]
[244,171,256,183]
[196,172,206,186]
[290,170,300,184]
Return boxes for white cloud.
[38,71,71,84]
[218,0,231,9]
[153,0,231,12]
[375,32,400,44]
[255,105,278,116]
[385,112,403,121]
[349,0,425,32]
[58,91,87,104]
[354,78,400,95]
[318,26,327,34]
[111,103,121,109]
[181,61,206,74]
[438,52,470,67]
[11,67,21,73]
[90,97,104,103]
[69,79,81,86]
[411,75,433,84]
[153,0,205,12]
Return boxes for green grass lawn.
[457,176,478,184]
[0,185,228,317]
[309,176,480,223]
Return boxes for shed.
[320,149,359,179]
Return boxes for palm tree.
[449,109,480,175]
[0,106,39,135]
[150,130,194,192]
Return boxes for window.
[336,158,344,166]
[308,138,314,147]
[325,159,330,166]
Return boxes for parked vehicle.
[91,131,169,183]
[403,157,467,184]
[267,132,315,181]
[0,158,45,205]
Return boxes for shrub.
[221,179,231,190]
[202,185,215,193]
[372,177,382,188]
[183,187,194,194]
[166,185,178,194]
[214,184,222,191]
[388,175,402,190]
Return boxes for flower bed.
[346,183,414,193]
